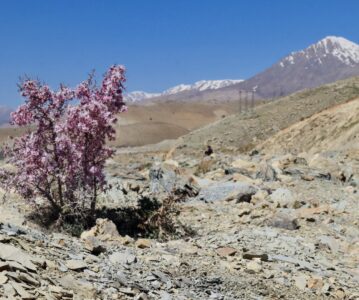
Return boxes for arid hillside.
[258,97,359,155]
[0,100,241,147]
[173,76,359,157]
[112,101,240,147]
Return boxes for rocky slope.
[258,97,359,155]
[0,76,358,299]
[1,144,358,299]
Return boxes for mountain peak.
[310,36,359,64]
[279,36,359,68]
[321,35,354,44]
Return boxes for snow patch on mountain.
[323,36,359,65]
[163,79,243,95]
[124,79,243,102]
[124,91,161,102]
[279,36,359,68]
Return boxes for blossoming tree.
[1,65,126,216]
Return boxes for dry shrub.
[142,192,194,240]
[195,157,214,175]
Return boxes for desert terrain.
[0,77,358,299]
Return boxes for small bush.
[141,192,195,240]
[27,194,194,239]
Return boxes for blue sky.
[0,0,358,107]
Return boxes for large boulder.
[195,181,258,203]
[149,161,200,198]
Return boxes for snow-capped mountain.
[124,91,161,102]
[220,36,359,99]
[124,79,243,102]
[280,36,359,68]
[125,36,359,103]
[162,80,243,95]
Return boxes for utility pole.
[251,89,255,111]
[244,91,248,112]
[239,90,242,113]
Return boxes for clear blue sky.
[0,0,358,107]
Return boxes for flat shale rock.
[57,274,96,299]
[65,260,88,271]
[0,244,38,272]
[216,247,237,257]
[109,251,137,265]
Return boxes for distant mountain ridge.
[124,79,243,102]
[125,36,359,103]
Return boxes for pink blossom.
[1,65,127,214]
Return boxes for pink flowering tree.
[0,65,126,216]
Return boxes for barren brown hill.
[105,100,241,147]
[258,97,359,156]
[0,101,239,147]
[173,76,359,157]
[112,122,188,147]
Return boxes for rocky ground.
[0,143,358,299]
[0,84,358,299]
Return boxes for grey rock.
[65,259,87,271]
[115,271,129,285]
[57,274,96,299]
[267,212,299,230]
[270,255,324,274]
[0,244,37,272]
[317,235,340,253]
[109,251,137,265]
[11,281,35,299]
[294,274,308,290]
[149,163,178,194]
[257,162,277,181]
[0,273,8,284]
[270,188,296,208]
[195,181,257,202]
[160,291,172,300]
[58,262,68,272]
